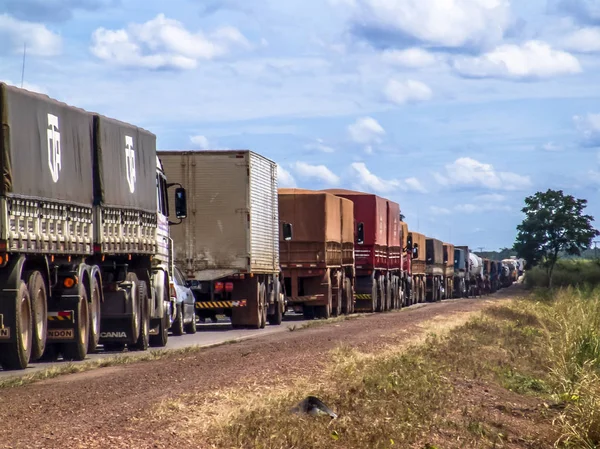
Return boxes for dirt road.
[0,287,524,449]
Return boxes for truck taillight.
[215,282,224,292]
[170,283,177,299]
[225,282,234,292]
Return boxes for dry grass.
[151,305,555,449]
[146,289,600,448]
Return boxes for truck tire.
[184,311,197,334]
[342,278,352,315]
[149,289,169,347]
[268,298,283,326]
[259,282,267,329]
[332,273,341,317]
[25,271,47,362]
[130,281,149,351]
[125,272,141,345]
[172,303,184,336]
[88,275,101,354]
[376,276,384,313]
[316,278,332,319]
[0,281,32,370]
[150,314,169,347]
[62,287,89,362]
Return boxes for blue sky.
[2,0,600,251]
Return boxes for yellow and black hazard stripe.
[48,311,74,321]
[355,294,372,300]
[195,301,232,309]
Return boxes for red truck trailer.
[324,189,394,313]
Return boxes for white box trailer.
[158,150,283,329]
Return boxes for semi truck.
[408,231,426,304]
[469,252,484,296]
[425,238,444,302]
[278,189,355,319]
[400,221,412,306]
[324,190,396,313]
[158,150,284,329]
[0,83,187,370]
[453,247,468,297]
[442,243,454,299]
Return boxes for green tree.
[514,189,599,287]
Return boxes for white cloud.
[277,165,297,188]
[1,79,46,94]
[381,48,438,68]
[430,206,451,215]
[305,138,335,153]
[190,135,209,149]
[563,27,600,53]
[475,193,506,202]
[384,79,433,105]
[350,0,511,49]
[541,141,563,152]
[351,162,427,193]
[452,40,582,80]
[348,117,385,144]
[435,157,531,191]
[574,113,600,147]
[405,177,427,193]
[0,14,62,56]
[293,161,340,185]
[91,14,250,70]
[455,203,511,213]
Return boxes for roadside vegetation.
[524,259,600,289]
[153,287,600,448]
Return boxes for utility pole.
[594,240,599,259]
[478,246,484,254]
[20,42,26,88]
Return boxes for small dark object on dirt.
[291,396,338,419]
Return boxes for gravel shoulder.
[0,287,525,449]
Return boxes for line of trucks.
[0,83,524,371]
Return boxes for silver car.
[170,266,197,335]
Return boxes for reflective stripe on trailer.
[354,294,372,300]
[48,311,74,321]
[286,294,324,303]
[195,300,247,309]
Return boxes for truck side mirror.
[413,243,419,259]
[407,235,413,248]
[357,222,364,245]
[175,187,187,219]
[283,223,293,241]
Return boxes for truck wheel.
[268,298,283,325]
[259,283,267,329]
[342,278,352,315]
[150,313,169,347]
[62,288,89,362]
[131,281,149,351]
[332,274,342,317]
[25,271,47,362]
[125,272,140,344]
[150,285,169,347]
[376,276,384,313]
[88,276,101,354]
[172,303,184,336]
[0,281,32,370]
[184,310,197,334]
